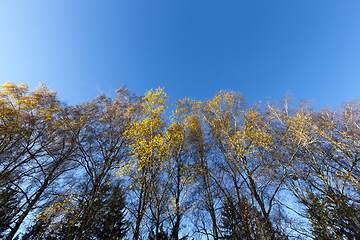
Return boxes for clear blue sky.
[1,0,360,108]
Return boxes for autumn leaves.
[1,82,360,239]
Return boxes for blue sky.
[1,0,360,108]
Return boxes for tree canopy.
[1,82,359,240]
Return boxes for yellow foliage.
[35,190,80,233]
[126,87,170,176]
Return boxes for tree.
[125,88,172,240]
[267,96,360,239]
[220,196,262,240]
[149,225,169,240]
[199,90,281,240]
[303,190,360,240]
[90,181,128,240]
[22,180,128,240]
[0,82,78,240]
[187,104,221,240]
[0,82,39,237]
[19,85,140,240]
[0,184,20,238]
[5,81,360,240]
[68,87,139,240]
[166,98,198,240]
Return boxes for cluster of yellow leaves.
[142,87,168,116]
[286,112,315,145]
[124,88,170,186]
[35,191,79,233]
[202,90,272,159]
[232,108,271,154]
[0,82,63,143]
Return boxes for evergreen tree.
[22,181,128,240]
[87,182,128,240]
[304,190,360,240]
[220,196,260,240]
[148,225,169,240]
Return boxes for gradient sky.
[1,0,360,108]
